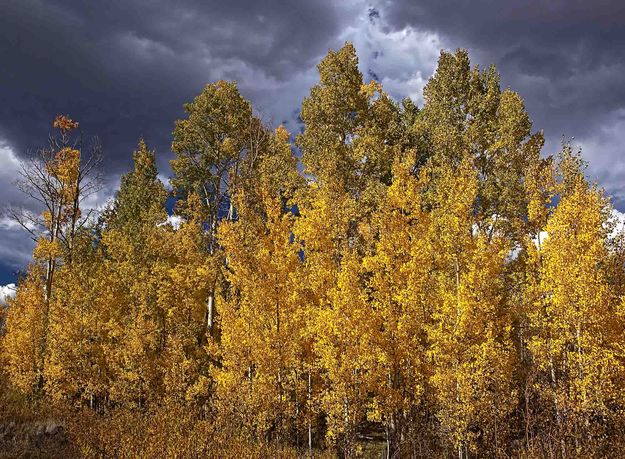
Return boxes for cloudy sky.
[1,0,624,285]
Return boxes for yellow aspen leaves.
[3,46,625,458]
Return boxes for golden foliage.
[3,45,625,458]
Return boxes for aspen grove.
[3,44,625,458]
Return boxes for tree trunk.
[308,371,313,457]
[206,292,214,336]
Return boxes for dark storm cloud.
[382,0,625,203]
[0,0,344,174]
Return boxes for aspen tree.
[215,126,304,441]
[1,267,46,394]
[171,81,268,339]
[101,140,168,408]
[528,149,624,453]
[362,159,432,456]
[157,192,215,408]
[418,50,544,244]
[519,153,556,447]
[426,158,516,457]
[295,43,397,449]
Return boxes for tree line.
[2,43,625,458]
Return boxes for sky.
[1,0,625,286]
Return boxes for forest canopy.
[2,43,625,458]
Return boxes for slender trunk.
[386,370,396,458]
[308,371,313,457]
[227,199,235,221]
[39,206,61,391]
[67,168,81,265]
[276,287,282,439]
[455,259,460,321]
[576,325,585,406]
[38,257,53,391]
[549,355,565,458]
[204,203,219,339]
[525,379,532,451]
[575,323,588,447]
[343,397,350,454]
[206,292,214,334]
[455,257,463,459]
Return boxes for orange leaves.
[53,114,79,133]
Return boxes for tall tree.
[295,42,425,452]
[425,158,516,457]
[171,81,268,339]
[215,126,304,442]
[157,192,216,409]
[362,159,433,456]
[101,140,168,408]
[417,49,543,244]
[527,149,625,454]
